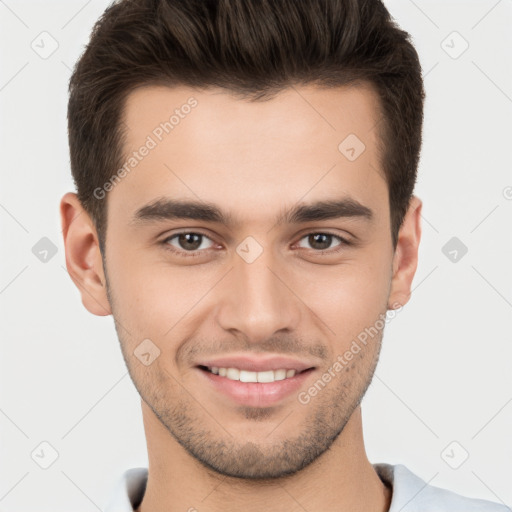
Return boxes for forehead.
[122,83,383,151]
[111,83,387,227]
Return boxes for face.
[63,83,420,480]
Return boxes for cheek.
[107,252,215,341]
[296,258,391,339]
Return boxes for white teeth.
[256,370,274,383]
[274,369,287,381]
[239,370,257,382]
[207,366,298,382]
[226,368,240,380]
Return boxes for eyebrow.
[130,197,374,227]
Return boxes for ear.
[60,192,112,316]
[388,195,422,309]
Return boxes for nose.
[215,243,301,344]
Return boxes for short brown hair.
[67,0,425,252]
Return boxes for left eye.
[296,233,345,251]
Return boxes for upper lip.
[196,355,317,373]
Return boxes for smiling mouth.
[197,365,314,383]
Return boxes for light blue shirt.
[104,463,510,511]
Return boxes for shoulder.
[373,463,510,512]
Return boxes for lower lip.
[196,367,315,407]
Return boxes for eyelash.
[160,231,352,258]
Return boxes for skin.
[60,83,422,512]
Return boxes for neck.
[136,402,391,512]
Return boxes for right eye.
[161,232,217,258]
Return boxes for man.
[60,0,508,510]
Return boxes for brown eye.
[176,233,203,251]
[162,232,215,256]
[297,233,346,251]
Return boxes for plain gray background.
[1,0,511,510]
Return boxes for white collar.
[103,463,509,511]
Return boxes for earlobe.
[60,192,112,316]
[387,195,422,310]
